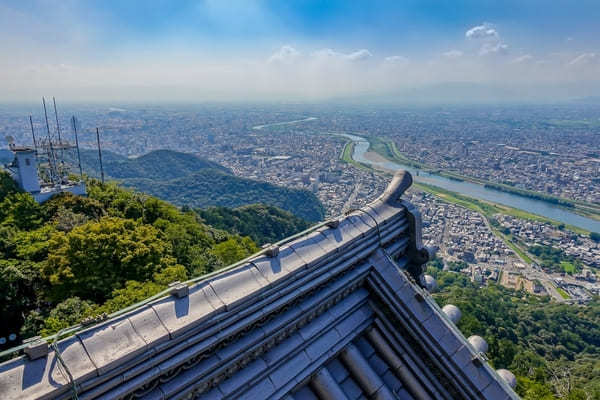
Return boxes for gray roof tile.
[289,231,332,267]
[208,263,269,311]
[251,245,306,283]
[0,335,96,400]
[195,387,223,400]
[0,171,517,400]
[305,329,341,361]
[340,376,364,400]
[262,333,304,367]
[218,357,267,396]
[334,305,373,338]
[128,306,170,348]
[237,376,276,400]
[317,219,362,253]
[158,355,220,398]
[151,282,223,338]
[268,350,310,390]
[482,379,511,399]
[381,369,404,394]
[294,385,319,400]
[77,316,146,376]
[326,359,349,383]
[140,388,165,400]
[353,336,376,360]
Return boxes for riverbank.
[414,182,591,236]
[340,140,385,173]
[339,137,592,236]
[367,136,600,222]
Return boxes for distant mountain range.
[71,149,325,221]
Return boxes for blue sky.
[1,0,599,101]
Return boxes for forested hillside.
[197,204,312,245]
[74,148,229,179]
[428,266,600,400]
[124,169,325,222]
[73,148,325,222]
[0,172,263,349]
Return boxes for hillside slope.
[73,148,229,179]
[197,203,313,245]
[74,149,325,221]
[124,168,325,221]
[0,174,266,351]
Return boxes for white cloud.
[466,23,508,56]
[346,49,372,61]
[510,54,533,64]
[480,42,508,55]
[384,55,408,64]
[568,52,597,66]
[442,50,463,59]
[312,48,372,61]
[466,24,499,40]
[268,45,300,64]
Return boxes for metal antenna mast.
[52,97,62,145]
[42,97,58,184]
[29,115,37,151]
[71,116,83,178]
[96,127,105,184]
[52,97,64,163]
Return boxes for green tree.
[43,192,105,220]
[211,236,259,266]
[40,297,96,336]
[0,171,19,201]
[12,224,57,261]
[0,192,43,230]
[0,259,44,339]
[98,264,188,314]
[43,217,173,302]
[197,204,312,245]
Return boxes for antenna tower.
[37,98,78,186]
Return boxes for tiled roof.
[0,171,519,399]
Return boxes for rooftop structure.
[3,98,87,203]
[0,171,518,399]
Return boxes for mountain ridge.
[70,148,325,221]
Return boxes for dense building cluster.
[1,104,597,305]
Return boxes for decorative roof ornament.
[442,304,462,324]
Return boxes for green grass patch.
[556,287,570,299]
[341,141,354,162]
[560,261,576,274]
[339,140,386,174]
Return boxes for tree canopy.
[428,265,600,399]
[0,172,265,347]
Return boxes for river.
[340,134,600,233]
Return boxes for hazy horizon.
[1,1,599,103]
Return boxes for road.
[342,178,362,213]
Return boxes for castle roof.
[0,171,518,400]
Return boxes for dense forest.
[126,168,325,222]
[428,265,600,400]
[0,172,306,350]
[68,148,325,221]
[197,204,312,245]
